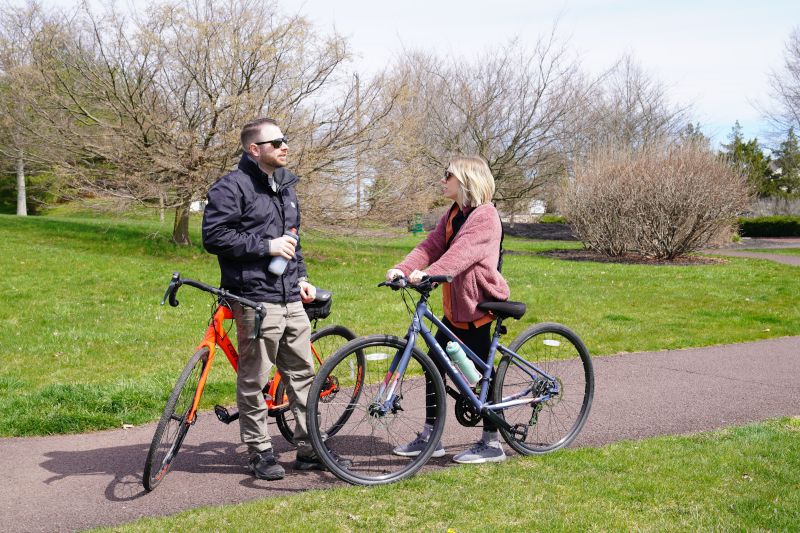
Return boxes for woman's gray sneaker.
[392,432,446,457]
[452,441,506,464]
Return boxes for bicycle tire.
[307,335,446,486]
[275,324,358,444]
[494,322,594,455]
[143,347,209,491]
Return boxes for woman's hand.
[386,268,404,282]
[408,269,428,285]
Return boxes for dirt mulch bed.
[503,222,577,241]
[539,249,726,266]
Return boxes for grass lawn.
[2,213,800,436]
[101,417,800,532]
[740,247,800,256]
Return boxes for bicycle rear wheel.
[143,347,208,491]
[274,324,358,444]
[307,335,446,485]
[494,322,594,455]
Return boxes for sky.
[29,0,800,148]
[292,0,800,148]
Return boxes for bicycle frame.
[378,291,560,424]
[184,305,234,425]
[187,302,335,426]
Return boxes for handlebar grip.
[428,275,453,284]
[168,288,180,307]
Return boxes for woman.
[386,155,510,464]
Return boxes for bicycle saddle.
[304,288,332,320]
[314,289,331,302]
[477,300,527,320]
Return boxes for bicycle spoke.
[495,324,594,455]
[307,336,446,485]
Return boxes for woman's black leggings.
[425,316,497,431]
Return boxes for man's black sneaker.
[295,449,352,471]
[249,450,285,480]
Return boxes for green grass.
[100,417,800,532]
[2,213,800,436]
[740,247,800,256]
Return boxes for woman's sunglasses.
[254,137,289,149]
[444,170,455,181]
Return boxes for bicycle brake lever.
[162,272,181,306]
[378,278,407,290]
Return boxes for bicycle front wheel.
[143,347,208,491]
[307,335,446,485]
[495,323,594,455]
[274,324,357,444]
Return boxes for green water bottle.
[445,341,481,386]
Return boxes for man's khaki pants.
[233,300,314,457]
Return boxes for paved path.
[704,249,800,266]
[703,236,800,266]
[2,336,799,532]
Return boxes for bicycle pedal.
[512,423,529,441]
[214,405,237,424]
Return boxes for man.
[202,117,325,480]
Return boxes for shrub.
[738,216,800,237]
[560,142,753,259]
[538,214,566,224]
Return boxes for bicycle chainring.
[319,375,339,403]
[455,395,481,427]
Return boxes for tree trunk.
[172,201,192,246]
[159,192,165,223]
[16,151,27,217]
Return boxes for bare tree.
[566,55,690,159]
[767,27,800,135]
[12,0,396,242]
[383,33,585,220]
[351,52,445,225]
[0,0,56,216]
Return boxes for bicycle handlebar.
[378,274,453,292]
[162,272,265,339]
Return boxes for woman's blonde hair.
[446,156,495,207]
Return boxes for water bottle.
[445,341,481,386]
[268,230,298,276]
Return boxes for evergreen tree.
[679,122,711,148]
[772,128,800,197]
[720,122,776,197]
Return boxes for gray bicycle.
[306,275,594,485]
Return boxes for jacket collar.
[238,154,299,192]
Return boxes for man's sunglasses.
[254,137,288,149]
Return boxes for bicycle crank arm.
[480,407,514,434]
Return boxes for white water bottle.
[445,341,481,386]
[268,230,298,276]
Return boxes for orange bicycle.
[143,272,361,491]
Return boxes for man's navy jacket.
[202,154,307,303]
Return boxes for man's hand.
[386,268,404,282]
[408,269,428,285]
[269,235,296,259]
[299,281,316,304]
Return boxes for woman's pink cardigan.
[394,203,510,323]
